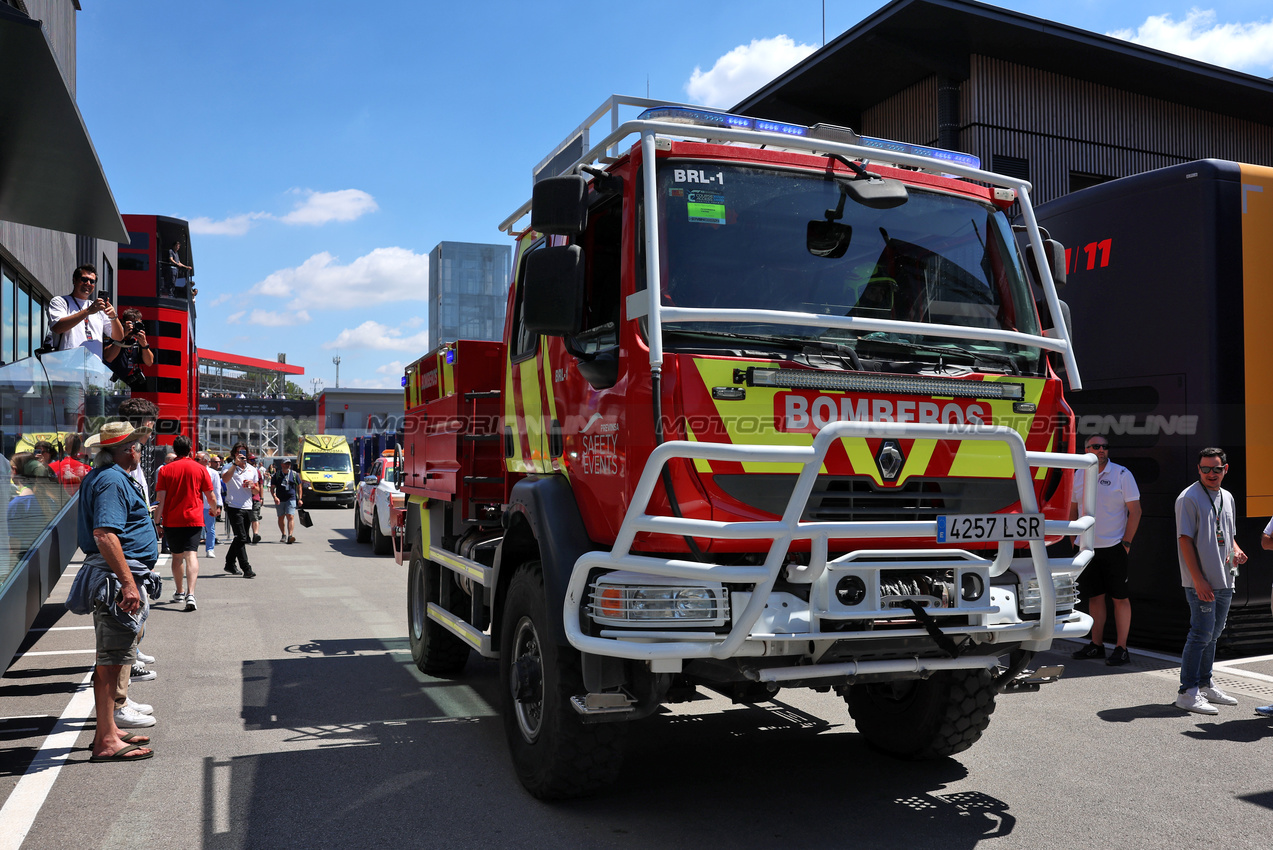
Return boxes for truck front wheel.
[845,668,997,759]
[499,563,626,800]
[407,549,469,675]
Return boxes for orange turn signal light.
[598,587,624,618]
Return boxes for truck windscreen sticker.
[687,190,726,225]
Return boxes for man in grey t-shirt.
[1173,447,1248,715]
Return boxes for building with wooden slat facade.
[735,0,1273,205]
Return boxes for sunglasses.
[1086,444,1109,450]
[1199,465,1225,473]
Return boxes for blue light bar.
[856,135,981,170]
[638,106,808,137]
[638,105,981,171]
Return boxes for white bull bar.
[563,421,1098,661]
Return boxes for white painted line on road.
[213,759,230,834]
[1221,652,1273,665]
[0,670,95,850]
[28,626,94,633]
[0,715,55,722]
[19,650,95,657]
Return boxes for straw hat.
[84,421,152,450]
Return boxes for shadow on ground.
[200,641,1018,850]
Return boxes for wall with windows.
[0,0,121,666]
[427,241,512,347]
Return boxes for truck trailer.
[1036,159,1273,651]
[397,97,1097,798]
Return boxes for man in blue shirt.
[78,421,160,762]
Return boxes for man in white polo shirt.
[1070,436,1142,666]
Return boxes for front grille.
[312,482,344,492]
[712,475,1021,522]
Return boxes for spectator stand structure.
[197,349,306,457]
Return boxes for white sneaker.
[281,533,287,543]
[171,592,186,604]
[130,664,157,682]
[1176,688,1219,715]
[1201,682,1239,706]
[136,649,156,665]
[184,595,197,612]
[113,706,156,728]
[125,697,153,715]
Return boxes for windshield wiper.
[665,329,862,369]
[854,336,1020,375]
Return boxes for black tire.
[354,505,371,543]
[845,668,997,759]
[500,563,627,800]
[371,508,391,555]
[407,549,469,675]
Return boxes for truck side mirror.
[523,245,584,336]
[531,175,588,235]
[1026,238,1066,287]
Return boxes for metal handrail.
[562,421,1097,661]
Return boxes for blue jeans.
[203,504,217,553]
[1180,587,1233,691]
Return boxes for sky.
[73,1,1273,391]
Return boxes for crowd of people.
[56,414,308,762]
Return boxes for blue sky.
[74,1,1273,391]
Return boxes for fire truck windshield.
[654,161,1042,372]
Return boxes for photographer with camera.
[106,308,155,392]
[47,265,123,360]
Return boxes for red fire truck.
[397,97,1096,799]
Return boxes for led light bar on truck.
[736,367,1026,401]
[637,106,982,170]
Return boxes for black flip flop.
[120,732,151,744]
[89,743,153,763]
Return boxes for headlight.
[588,574,728,627]
[344,481,355,491]
[1021,574,1078,615]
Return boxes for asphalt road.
[4,507,1273,849]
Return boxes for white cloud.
[322,320,429,352]
[186,188,377,237]
[206,293,233,307]
[686,35,818,108]
[227,310,246,324]
[279,189,379,225]
[189,212,269,236]
[251,246,430,311]
[375,360,407,376]
[1108,9,1273,72]
[244,309,311,327]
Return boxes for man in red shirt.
[155,435,216,612]
[49,434,91,495]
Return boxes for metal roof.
[198,348,306,375]
[0,4,126,243]
[733,0,1273,130]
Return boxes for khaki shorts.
[93,601,141,667]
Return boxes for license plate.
[937,513,1043,543]
[321,496,336,502]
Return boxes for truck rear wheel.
[372,508,392,555]
[407,549,469,675]
[499,563,626,800]
[845,668,997,759]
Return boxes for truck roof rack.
[502,95,995,234]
